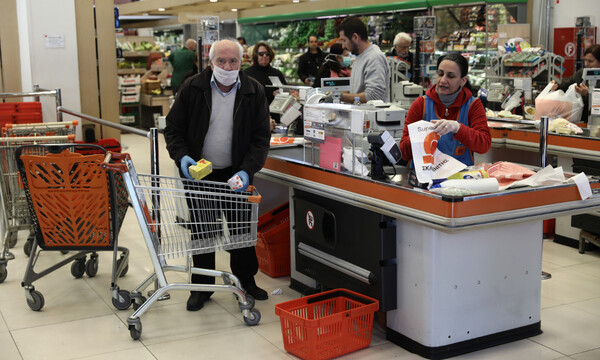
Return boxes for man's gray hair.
[208,39,244,62]
[393,32,412,46]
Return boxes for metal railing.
[57,106,160,178]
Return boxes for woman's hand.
[431,119,460,136]
[270,117,276,131]
[575,82,589,97]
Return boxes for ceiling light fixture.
[231,8,237,11]
[210,0,218,2]
[158,8,166,11]
[293,0,300,3]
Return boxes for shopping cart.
[0,121,78,258]
[0,135,75,284]
[2,120,78,137]
[102,152,262,340]
[15,144,130,311]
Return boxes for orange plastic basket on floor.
[275,289,379,360]
[255,203,290,277]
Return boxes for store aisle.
[0,134,599,359]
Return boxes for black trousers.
[186,167,258,296]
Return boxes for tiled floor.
[1,133,599,359]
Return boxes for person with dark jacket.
[552,44,600,123]
[400,53,491,166]
[164,39,271,312]
[244,42,287,105]
[297,35,326,86]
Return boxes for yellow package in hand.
[189,159,213,180]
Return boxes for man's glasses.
[258,52,270,57]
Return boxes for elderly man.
[164,39,271,311]
[388,32,414,75]
[167,38,197,94]
[338,17,390,103]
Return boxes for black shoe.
[186,292,209,311]
[242,278,268,301]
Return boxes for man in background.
[297,35,326,86]
[338,17,390,103]
[167,38,197,94]
[388,32,413,77]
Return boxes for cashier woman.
[551,44,600,123]
[399,53,491,166]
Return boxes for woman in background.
[551,44,600,123]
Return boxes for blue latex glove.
[228,170,249,192]
[180,155,195,180]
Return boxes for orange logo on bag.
[454,146,467,156]
[422,132,440,164]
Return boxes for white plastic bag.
[534,83,584,122]
[408,120,466,184]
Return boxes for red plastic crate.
[0,112,14,128]
[255,203,290,277]
[16,101,42,113]
[0,103,17,112]
[275,289,379,360]
[13,112,42,124]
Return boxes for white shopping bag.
[534,83,584,122]
[408,120,467,184]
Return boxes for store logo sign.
[306,210,315,231]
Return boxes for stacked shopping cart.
[0,121,77,283]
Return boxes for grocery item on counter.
[497,110,523,120]
[447,170,488,180]
[549,118,583,135]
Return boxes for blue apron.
[423,95,474,166]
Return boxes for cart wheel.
[8,231,18,248]
[23,238,33,257]
[112,289,131,310]
[27,290,45,311]
[71,258,86,278]
[239,294,255,310]
[85,257,99,277]
[116,258,129,277]
[132,295,147,311]
[129,322,142,340]
[60,250,69,255]
[0,264,7,283]
[243,308,261,326]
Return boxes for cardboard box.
[497,23,530,48]
[121,93,140,103]
[144,80,161,95]
[118,75,141,86]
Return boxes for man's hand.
[432,119,460,136]
[180,155,195,179]
[228,170,249,192]
[304,78,311,85]
[575,82,589,97]
[270,118,276,131]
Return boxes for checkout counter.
[258,102,600,359]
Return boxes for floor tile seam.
[569,347,600,358]
[9,313,120,333]
[60,342,149,360]
[140,325,246,348]
[527,338,570,357]
[543,297,600,313]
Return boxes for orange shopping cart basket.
[16,143,130,311]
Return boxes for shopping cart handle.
[101,151,130,173]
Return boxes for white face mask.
[212,65,239,86]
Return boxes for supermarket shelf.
[117,68,146,75]
[122,50,162,58]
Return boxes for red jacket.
[399,85,491,161]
